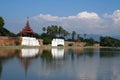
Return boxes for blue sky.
[0,0,120,36]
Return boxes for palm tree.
[58,26,63,37]
[72,31,76,41]
[47,26,51,34]
[42,27,46,33]
[84,33,87,39]
[83,33,87,42]
[63,30,69,39]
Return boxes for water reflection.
[20,48,39,58]
[51,48,64,59]
[0,48,120,80]
[100,48,120,57]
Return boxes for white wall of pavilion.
[21,37,39,46]
[52,39,64,46]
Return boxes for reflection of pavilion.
[51,48,64,59]
[20,48,39,58]
[19,48,39,79]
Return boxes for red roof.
[20,18,34,35]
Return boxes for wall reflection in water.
[51,48,64,59]
[21,48,39,58]
[0,48,120,80]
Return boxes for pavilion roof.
[20,17,34,35]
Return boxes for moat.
[0,47,120,80]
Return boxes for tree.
[41,25,70,41]
[100,36,120,47]
[63,30,69,39]
[83,33,87,39]
[72,31,76,41]
[47,26,51,34]
[0,16,16,36]
[42,27,46,33]
[58,26,63,37]
[77,34,80,42]
[0,16,4,27]
[77,34,80,39]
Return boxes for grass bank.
[0,45,102,49]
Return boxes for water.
[0,48,120,80]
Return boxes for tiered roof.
[20,17,34,36]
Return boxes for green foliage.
[41,33,53,41]
[72,31,76,41]
[0,25,16,36]
[43,37,52,44]
[100,36,120,47]
[0,16,16,37]
[42,27,46,33]
[34,33,41,39]
[42,25,69,39]
[85,38,95,46]
[57,44,64,46]
[41,25,70,44]
[0,16,4,27]
[68,43,73,46]
[15,41,20,45]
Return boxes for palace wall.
[0,36,43,46]
[0,36,21,46]
[64,41,86,47]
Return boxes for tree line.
[0,17,16,36]
[4,16,120,47]
[100,36,120,47]
[0,16,99,46]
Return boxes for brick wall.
[65,41,85,47]
[0,36,21,46]
[0,36,44,46]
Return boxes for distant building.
[21,37,39,46]
[19,17,39,46]
[19,17,34,37]
[52,39,64,46]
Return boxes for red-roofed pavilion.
[19,17,34,37]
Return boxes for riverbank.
[0,45,119,50]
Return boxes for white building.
[52,38,64,46]
[21,37,40,46]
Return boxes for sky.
[0,0,120,36]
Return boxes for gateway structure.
[19,17,40,46]
[21,37,39,46]
[52,39,64,46]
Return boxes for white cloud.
[77,11,100,19]
[112,10,120,25]
[32,11,102,35]
[6,10,120,36]
[103,10,120,25]
[33,11,100,21]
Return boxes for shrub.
[57,44,63,46]
[68,43,73,46]
[15,41,20,45]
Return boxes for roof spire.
[27,16,29,21]
[19,17,34,36]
